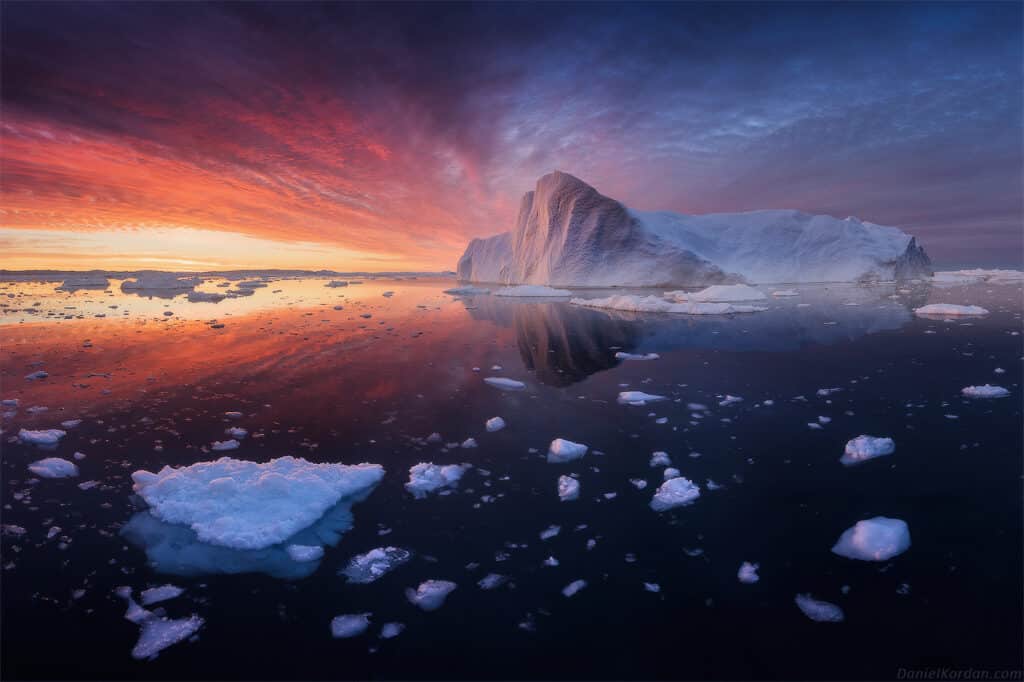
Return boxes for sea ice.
[649,451,671,467]
[342,547,412,583]
[405,463,469,498]
[794,594,845,623]
[443,286,490,295]
[650,477,700,511]
[477,573,508,590]
[961,384,1010,399]
[131,456,384,550]
[28,457,79,478]
[406,580,457,611]
[669,284,767,302]
[571,295,765,315]
[832,517,911,561]
[210,439,240,451]
[558,475,580,501]
[547,438,588,463]
[380,622,405,639]
[840,435,895,466]
[330,613,371,638]
[615,352,660,360]
[140,584,184,606]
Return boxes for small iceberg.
[840,435,895,466]
[737,562,760,584]
[557,475,580,501]
[140,584,184,606]
[483,377,526,391]
[961,384,1010,399]
[132,614,204,660]
[325,280,349,288]
[562,579,587,597]
[18,429,66,446]
[330,613,371,638]
[547,438,588,463]
[913,304,989,317]
[794,594,845,623]
[617,391,667,405]
[405,463,469,498]
[494,285,572,297]
[650,477,700,511]
[341,547,412,583]
[614,351,660,361]
[485,416,506,432]
[28,457,79,478]
[406,580,457,611]
[832,517,911,561]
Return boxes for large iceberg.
[457,171,932,286]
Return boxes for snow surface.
[795,594,845,623]
[547,438,588,463]
[650,477,701,511]
[406,580,457,611]
[131,456,384,550]
[28,457,79,478]
[840,435,895,466]
[961,384,1010,399]
[342,547,412,583]
[405,463,469,498]
[494,285,572,297]
[913,304,989,317]
[832,517,911,561]
[19,428,66,446]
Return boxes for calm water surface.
[1,275,1021,680]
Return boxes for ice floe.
[132,615,204,660]
[913,304,989,317]
[380,622,405,639]
[485,417,506,432]
[832,517,911,561]
[562,579,587,597]
[140,584,184,606]
[961,384,1010,399]
[547,438,588,463]
[342,547,412,583]
[131,456,384,550]
[667,284,767,302]
[28,457,79,478]
[210,439,240,452]
[286,544,325,562]
[571,295,766,315]
[18,428,66,446]
[794,594,845,623]
[444,286,490,295]
[405,463,469,498]
[650,477,700,511]
[737,562,760,584]
[406,580,457,611]
[615,352,660,360]
[840,435,895,466]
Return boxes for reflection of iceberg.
[122,494,371,579]
[464,283,926,385]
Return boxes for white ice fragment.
[961,384,1010,399]
[649,451,671,467]
[794,594,845,623]
[562,579,587,597]
[558,475,580,501]
[547,438,588,463]
[737,562,760,584]
[461,438,478,449]
[670,284,766,302]
[342,547,412,583]
[483,377,526,391]
[140,584,185,606]
[28,458,79,478]
[225,427,248,439]
[131,615,204,660]
[330,613,371,638]
[380,622,405,639]
[663,467,680,480]
[406,580,457,611]
[615,352,660,361]
[485,417,506,432]
[840,435,895,466]
[405,463,468,498]
[572,295,765,315]
[477,573,508,590]
[210,439,239,452]
[617,391,667,406]
[772,290,799,297]
[718,395,743,406]
[540,525,561,540]
[18,429,66,446]
[832,517,911,561]
[650,477,700,511]
[913,304,989,317]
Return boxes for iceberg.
[330,613,371,638]
[961,384,1010,399]
[457,171,932,287]
[139,584,184,606]
[28,457,79,478]
[483,377,526,391]
[130,456,384,550]
[562,579,587,597]
[794,594,845,623]
[832,517,911,561]
[547,438,588,463]
[557,475,580,501]
[840,435,895,466]
[132,614,204,660]
[617,391,667,405]
[650,477,701,511]
[405,463,469,498]
[913,304,989,317]
[18,428,66,446]
[737,562,760,584]
[485,416,507,432]
[406,580,457,611]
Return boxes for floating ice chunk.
[224,411,243,419]
[644,582,661,593]
[562,579,587,597]
[816,387,842,396]
[483,377,526,391]
[615,352,660,361]
[718,395,743,406]
[210,439,240,452]
[547,438,588,463]
[78,480,99,490]
[571,295,765,315]
[187,291,226,303]
[737,562,760,584]
[649,451,671,467]
[330,613,371,638]
[28,457,79,478]
[485,417,506,432]
[840,435,895,466]
[663,467,680,480]
[913,304,989,317]
[382,291,394,297]
[131,456,384,550]
[961,384,1010,399]
[25,370,49,380]
[406,580,457,611]
[140,584,184,606]
[461,438,478,449]
[325,280,349,288]
[772,290,799,297]
[650,477,700,511]
[671,284,767,302]
[558,475,580,501]
[286,544,325,562]
[443,286,490,295]
[494,285,572,297]
[1,398,19,407]
[132,614,204,660]
[617,391,667,405]
[405,463,468,498]
[380,622,405,639]
[61,419,82,429]
[477,573,508,590]
[225,427,248,439]
[543,556,560,567]
[342,547,412,583]
[794,594,845,623]
[630,478,648,490]
[18,429,66,446]
[540,525,561,540]
[832,517,911,561]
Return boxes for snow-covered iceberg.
[457,171,932,287]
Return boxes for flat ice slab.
[913,303,989,317]
[483,377,526,391]
[342,547,412,583]
[667,284,767,302]
[131,456,384,550]
[840,435,895,466]
[330,613,371,638]
[140,584,184,606]
[405,463,469,498]
[618,391,667,405]
[615,352,659,360]
[19,429,66,446]
[961,384,1010,399]
[28,457,79,478]
[406,580,457,611]
[547,438,588,463]
[495,285,572,297]
[286,544,325,562]
[132,614,204,660]
[795,594,845,623]
[832,517,911,561]
[650,477,701,511]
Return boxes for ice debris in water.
[649,451,671,467]
[737,562,760,584]
[650,477,700,511]
[406,580,457,611]
[832,517,911,561]
[485,417,506,432]
[548,438,588,463]
[380,622,405,639]
[140,584,184,606]
[913,304,989,317]
[28,457,79,478]
[562,579,587,597]
[961,384,1010,399]
[484,377,526,391]
[558,475,580,501]
[618,391,667,405]
[286,544,325,562]
[131,456,384,550]
[615,352,660,360]
[405,463,469,498]
[225,427,248,439]
[132,615,204,660]
[330,613,371,638]
[540,525,561,540]
[794,594,845,623]
[210,439,240,452]
[18,429,66,446]
[477,573,508,590]
[342,547,412,583]
[840,435,895,466]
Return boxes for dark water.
[1,276,1021,680]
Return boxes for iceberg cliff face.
[457,171,933,286]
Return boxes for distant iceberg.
[457,171,932,287]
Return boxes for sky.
[2,1,1021,271]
